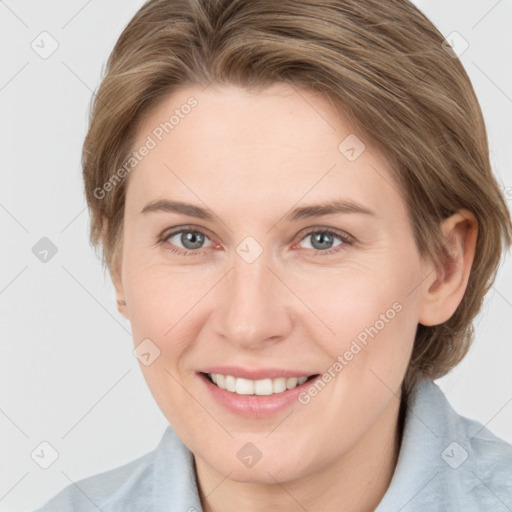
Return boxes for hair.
[82,0,512,398]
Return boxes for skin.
[113,83,477,512]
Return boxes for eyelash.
[159,225,354,257]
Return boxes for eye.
[162,227,213,255]
[160,226,353,257]
[297,228,352,255]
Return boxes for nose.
[211,247,294,350]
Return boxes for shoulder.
[35,452,154,512]
[419,378,512,478]
[440,385,512,499]
[34,426,201,512]
[418,378,512,506]
[377,377,512,511]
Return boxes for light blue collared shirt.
[35,377,512,511]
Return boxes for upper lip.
[198,366,318,380]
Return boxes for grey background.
[1,1,511,510]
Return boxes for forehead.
[127,83,403,222]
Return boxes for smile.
[198,367,321,417]
[206,373,315,395]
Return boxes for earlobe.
[115,291,129,319]
[418,210,478,326]
[116,303,129,319]
[112,266,129,319]
[100,220,129,318]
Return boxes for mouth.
[200,372,319,396]
[197,366,322,417]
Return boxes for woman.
[36,0,512,510]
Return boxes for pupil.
[312,232,333,250]
[182,231,204,249]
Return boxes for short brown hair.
[82,0,512,396]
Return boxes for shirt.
[35,377,512,511]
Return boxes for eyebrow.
[140,198,376,221]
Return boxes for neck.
[195,393,404,512]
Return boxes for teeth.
[236,378,254,395]
[286,377,298,389]
[273,377,287,393]
[225,375,236,392]
[208,373,310,395]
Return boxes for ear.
[101,221,128,319]
[112,264,129,319]
[418,209,478,326]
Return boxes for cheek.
[124,254,214,337]
[299,256,420,383]
[124,266,205,425]
[320,296,415,387]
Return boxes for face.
[117,83,426,483]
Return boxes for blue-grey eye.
[167,230,212,250]
[300,230,345,251]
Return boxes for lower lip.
[198,373,318,418]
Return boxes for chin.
[202,445,312,484]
